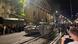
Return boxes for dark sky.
[47,0,78,20]
[60,0,78,20]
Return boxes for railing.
[50,32,62,44]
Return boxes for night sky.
[47,0,78,20]
[60,0,78,20]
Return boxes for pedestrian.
[61,27,78,44]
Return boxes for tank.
[24,22,54,35]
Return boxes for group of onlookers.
[61,23,78,44]
[0,24,24,35]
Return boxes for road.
[0,31,48,44]
[0,31,34,44]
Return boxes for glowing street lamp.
[56,10,58,13]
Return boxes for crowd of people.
[61,23,78,44]
[0,24,24,35]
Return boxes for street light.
[56,10,58,13]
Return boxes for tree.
[19,0,27,16]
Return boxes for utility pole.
[70,0,73,20]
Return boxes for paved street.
[24,38,48,44]
[0,31,35,44]
[0,31,48,44]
